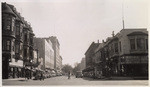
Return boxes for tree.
[61,64,73,74]
[73,63,81,74]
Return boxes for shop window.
[137,38,145,50]
[130,39,135,50]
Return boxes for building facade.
[83,42,99,77]
[49,36,61,71]
[83,29,148,78]
[33,38,54,70]
[2,2,35,79]
[80,58,86,71]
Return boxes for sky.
[3,0,148,67]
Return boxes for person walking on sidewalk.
[25,68,29,81]
[68,71,71,79]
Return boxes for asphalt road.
[2,76,149,86]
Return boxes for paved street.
[3,76,148,86]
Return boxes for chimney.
[112,31,114,37]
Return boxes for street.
[3,76,148,86]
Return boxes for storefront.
[120,55,148,77]
[9,59,23,78]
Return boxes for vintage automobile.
[75,71,83,78]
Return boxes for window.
[6,40,11,51]
[130,39,135,50]
[24,34,27,42]
[2,18,5,30]
[20,24,23,36]
[15,44,19,53]
[16,26,20,35]
[137,38,145,50]
[12,41,15,51]
[6,18,11,30]
[119,42,121,52]
[24,48,27,57]
[146,39,148,50]
[11,17,15,32]
[2,40,5,50]
[114,43,118,53]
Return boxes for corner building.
[2,2,35,79]
[83,29,148,78]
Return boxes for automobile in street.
[75,71,83,78]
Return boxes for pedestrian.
[41,72,44,80]
[68,71,71,79]
[25,68,29,81]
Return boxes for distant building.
[33,38,54,70]
[84,42,99,71]
[2,2,35,79]
[80,58,86,71]
[59,56,63,70]
[49,36,61,71]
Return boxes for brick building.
[2,2,35,79]
[83,29,148,78]
[33,38,54,70]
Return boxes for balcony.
[2,30,15,38]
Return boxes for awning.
[82,67,94,72]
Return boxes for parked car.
[75,71,83,78]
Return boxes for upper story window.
[128,31,148,51]
[119,41,121,52]
[24,34,27,42]
[137,38,145,50]
[2,40,10,51]
[130,37,147,50]
[130,39,136,50]
[146,39,148,50]
[114,42,118,53]
[24,48,27,57]
[20,24,23,36]
[15,44,19,53]
[6,40,11,51]
[16,25,20,35]
[6,19,11,30]
[11,17,15,31]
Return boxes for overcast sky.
[4,0,148,67]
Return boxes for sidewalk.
[110,76,148,80]
[3,77,33,81]
[110,76,133,80]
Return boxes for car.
[75,71,83,78]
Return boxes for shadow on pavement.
[82,77,148,81]
[18,80,27,81]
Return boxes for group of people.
[24,68,44,81]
